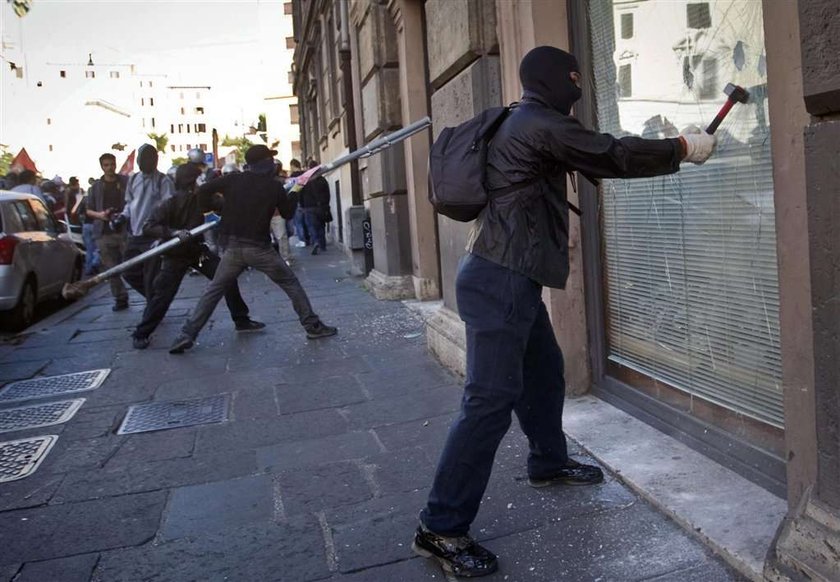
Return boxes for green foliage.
[147,133,169,153]
[221,135,252,163]
[0,146,14,176]
[171,156,187,166]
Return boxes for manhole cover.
[0,370,110,404]
[118,395,230,435]
[0,399,85,433]
[0,435,58,483]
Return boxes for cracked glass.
[587,0,783,427]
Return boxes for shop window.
[620,13,634,39]
[586,0,782,427]
[687,3,711,29]
[618,64,632,97]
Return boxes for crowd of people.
[3,144,337,351]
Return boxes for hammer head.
[724,83,750,103]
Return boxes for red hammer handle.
[705,99,736,134]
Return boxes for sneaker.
[113,299,129,312]
[527,459,604,488]
[412,525,498,577]
[306,322,337,340]
[132,335,150,350]
[235,319,266,332]
[169,334,194,354]
[295,241,307,248]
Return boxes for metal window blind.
[588,0,783,427]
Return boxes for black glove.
[172,229,192,242]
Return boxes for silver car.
[0,191,84,331]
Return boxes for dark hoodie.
[196,161,298,247]
[468,46,684,289]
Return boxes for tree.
[221,135,253,163]
[0,146,14,176]
[147,132,169,153]
[171,156,187,166]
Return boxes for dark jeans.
[123,236,160,299]
[294,208,309,245]
[134,252,250,339]
[420,254,569,536]
[181,244,320,339]
[303,208,326,250]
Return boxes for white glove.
[680,126,716,165]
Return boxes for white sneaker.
[295,241,306,248]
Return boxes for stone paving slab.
[93,518,332,582]
[0,491,166,565]
[14,553,99,582]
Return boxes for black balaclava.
[137,143,158,174]
[519,46,581,115]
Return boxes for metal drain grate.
[118,395,230,435]
[0,399,85,434]
[0,435,58,483]
[0,370,110,404]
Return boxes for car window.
[12,201,39,232]
[29,199,59,234]
[1,202,24,234]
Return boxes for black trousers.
[134,251,250,339]
[123,236,160,299]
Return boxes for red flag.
[10,148,38,173]
[119,150,135,175]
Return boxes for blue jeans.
[421,254,569,536]
[293,208,309,245]
[82,223,100,275]
[303,208,326,250]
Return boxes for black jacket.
[299,175,330,209]
[142,188,221,259]
[197,170,297,247]
[469,94,682,289]
[87,174,128,238]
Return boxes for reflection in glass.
[589,0,782,426]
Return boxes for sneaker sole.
[306,330,338,340]
[169,341,193,354]
[411,541,498,578]
[527,475,605,488]
[235,327,266,333]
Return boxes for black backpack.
[429,105,538,222]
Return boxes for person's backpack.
[429,104,539,222]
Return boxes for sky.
[0,0,291,178]
[3,0,287,100]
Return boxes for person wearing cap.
[169,144,337,354]
[131,164,263,350]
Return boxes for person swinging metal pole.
[61,117,433,301]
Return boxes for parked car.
[0,191,84,331]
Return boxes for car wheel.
[3,279,36,332]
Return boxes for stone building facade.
[293,1,839,579]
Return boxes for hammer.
[705,83,750,134]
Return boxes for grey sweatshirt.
[122,170,175,237]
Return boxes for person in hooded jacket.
[118,143,175,300]
[130,164,264,350]
[169,145,337,354]
[412,46,717,577]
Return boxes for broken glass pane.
[587,0,783,427]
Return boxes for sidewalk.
[0,246,743,581]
